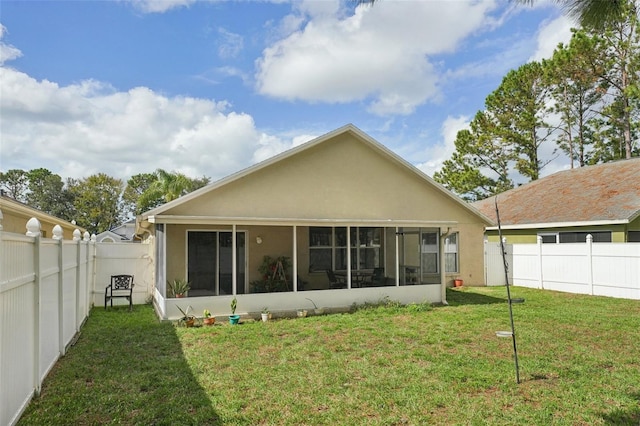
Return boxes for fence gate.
[484,240,513,286]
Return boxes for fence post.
[88,235,97,317]
[53,225,66,356]
[587,234,594,295]
[537,235,544,289]
[74,229,82,333]
[26,218,42,395]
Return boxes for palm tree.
[518,0,628,29]
[137,169,195,212]
[358,0,630,29]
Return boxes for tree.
[434,115,514,201]
[485,61,553,181]
[122,173,157,216]
[588,0,640,160]
[0,169,28,201]
[25,168,75,220]
[362,0,628,28]
[136,169,210,213]
[69,173,124,234]
[516,0,628,29]
[543,31,604,167]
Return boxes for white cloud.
[217,28,244,59]
[256,0,498,116]
[251,132,317,164]
[0,66,290,181]
[0,24,22,65]
[128,0,196,14]
[415,115,469,177]
[529,15,574,61]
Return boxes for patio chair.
[105,274,134,310]
[326,270,346,289]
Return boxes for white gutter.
[485,219,630,231]
[146,215,458,228]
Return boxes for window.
[539,233,559,244]
[444,232,459,273]
[309,227,333,272]
[559,231,611,243]
[359,227,381,269]
[628,231,640,242]
[309,227,382,272]
[421,232,438,273]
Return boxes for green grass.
[19,287,640,425]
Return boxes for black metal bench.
[105,275,134,310]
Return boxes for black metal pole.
[495,197,520,384]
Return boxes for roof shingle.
[472,158,640,226]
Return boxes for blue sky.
[0,0,575,183]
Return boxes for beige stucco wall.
[0,201,82,240]
[156,131,489,288]
[162,133,484,225]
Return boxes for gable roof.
[139,124,491,226]
[0,194,86,233]
[473,158,640,228]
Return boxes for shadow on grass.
[445,288,507,306]
[19,305,221,426]
[601,391,640,425]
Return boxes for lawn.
[19,287,640,425]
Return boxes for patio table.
[335,271,373,288]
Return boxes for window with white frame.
[421,231,439,274]
[538,233,559,244]
[559,231,611,243]
[309,227,382,272]
[444,232,459,273]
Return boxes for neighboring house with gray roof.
[96,219,138,242]
[473,158,640,244]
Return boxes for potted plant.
[229,297,240,325]
[176,305,196,327]
[453,277,464,287]
[168,278,191,298]
[203,309,215,326]
[306,298,325,315]
[261,307,270,322]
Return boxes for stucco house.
[96,219,137,242]
[136,125,492,320]
[473,158,640,244]
[0,193,85,239]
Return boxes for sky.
[0,0,576,185]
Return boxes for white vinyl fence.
[0,217,153,426]
[485,236,640,300]
[484,240,513,286]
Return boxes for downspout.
[395,227,400,286]
[293,225,298,291]
[439,227,451,306]
[346,226,352,289]
[232,224,237,295]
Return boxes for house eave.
[147,214,458,228]
[0,195,86,232]
[485,219,631,231]
[140,124,492,226]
